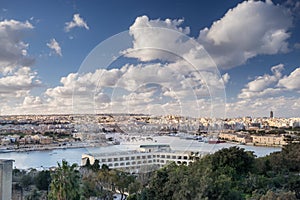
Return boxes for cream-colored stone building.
[252,135,287,146]
[82,144,207,173]
[219,132,252,144]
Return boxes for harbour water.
[0,136,281,169]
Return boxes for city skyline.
[0,0,300,118]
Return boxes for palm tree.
[48,160,82,200]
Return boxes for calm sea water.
[0,136,281,169]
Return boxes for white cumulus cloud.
[238,64,300,99]
[238,64,284,99]
[64,13,89,32]
[47,38,62,56]
[278,67,300,91]
[198,0,293,69]
[0,19,34,73]
[42,57,228,116]
[0,67,41,100]
[123,15,192,62]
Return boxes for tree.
[91,159,100,171]
[20,173,33,189]
[145,163,175,200]
[208,146,255,176]
[82,171,99,198]
[25,188,41,200]
[84,158,91,168]
[281,143,300,172]
[34,170,51,191]
[48,160,82,200]
[260,190,297,200]
[113,171,136,200]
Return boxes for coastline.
[0,141,111,153]
[0,136,283,154]
[221,140,285,148]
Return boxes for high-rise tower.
[270,110,274,118]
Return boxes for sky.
[0,0,300,118]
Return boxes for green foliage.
[281,143,300,172]
[84,158,91,168]
[137,144,300,200]
[80,163,139,199]
[34,170,51,191]
[13,143,300,200]
[20,173,33,189]
[82,171,101,198]
[259,190,297,200]
[208,146,255,176]
[48,160,82,200]
[25,188,41,200]
[91,159,100,171]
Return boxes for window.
[166,155,170,159]
[120,157,124,161]
[101,159,106,162]
[114,158,118,161]
[114,163,119,166]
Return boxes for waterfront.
[0,136,281,169]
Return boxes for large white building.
[0,159,14,200]
[82,144,207,173]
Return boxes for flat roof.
[139,144,170,148]
[0,159,14,164]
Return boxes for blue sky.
[0,0,299,118]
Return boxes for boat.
[208,139,226,144]
[179,133,196,140]
[113,140,120,145]
[0,149,14,153]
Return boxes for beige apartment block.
[252,135,287,146]
[219,132,252,144]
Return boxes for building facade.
[252,134,287,146]
[219,132,253,144]
[82,144,207,173]
[0,159,14,200]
